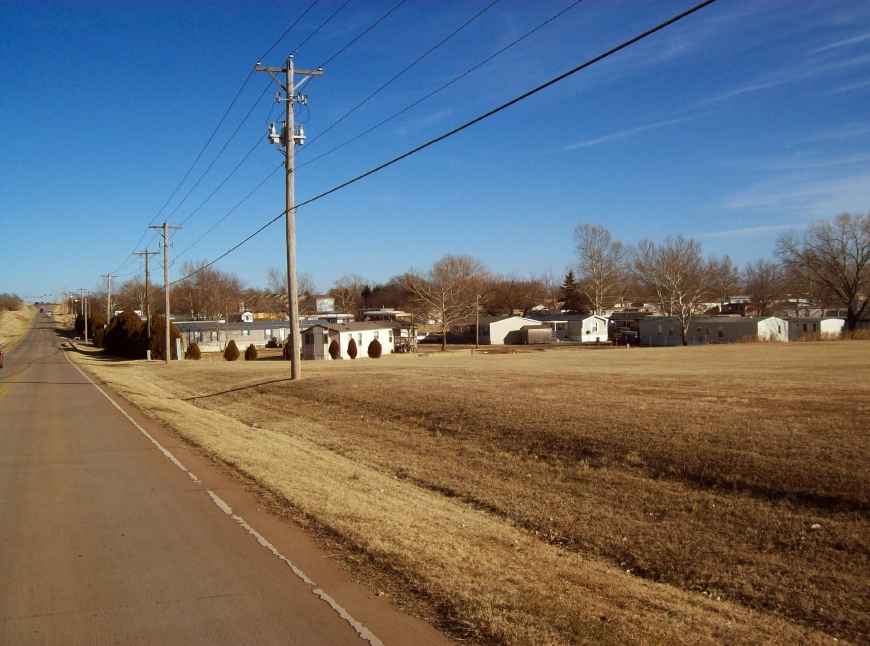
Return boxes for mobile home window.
[374,331,379,339]
[358,333,363,346]
[591,322,598,332]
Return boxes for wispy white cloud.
[696,223,802,239]
[812,31,870,53]
[554,116,691,152]
[721,170,870,216]
[831,76,870,93]
[804,124,870,141]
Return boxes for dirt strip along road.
[0,316,449,645]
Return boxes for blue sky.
[2,0,868,300]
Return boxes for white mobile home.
[638,316,788,346]
[529,314,609,342]
[473,315,542,345]
[302,322,395,360]
[786,317,845,340]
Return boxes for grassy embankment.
[0,304,37,351]
[67,342,868,644]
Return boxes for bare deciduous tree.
[633,235,716,345]
[709,255,741,313]
[573,223,630,315]
[743,259,785,316]
[114,277,153,314]
[406,254,486,351]
[481,273,546,316]
[263,266,317,316]
[329,274,368,315]
[776,212,870,330]
[783,263,834,317]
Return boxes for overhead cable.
[303,0,502,150]
[297,0,584,172]
[164,0,717,288]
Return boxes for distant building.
[528,313,609,343]
[638,316,788,345]
[302,322,395,360]
[785,317,845,340]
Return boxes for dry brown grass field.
[0,304,36,350]
[69,341,869,645]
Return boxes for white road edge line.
[64,351,384,646]
[63,353,200,483]
[206,490,384,646]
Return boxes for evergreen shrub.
[245,344,258,361]
[347,337,357,359]
[185,341,201,360]
[328,339,340,360]
[367,338,382,358]
[224,339,240,361]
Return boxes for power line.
[303,0,502,150]
[173,2,411,247]
[259,0,320,62]
[318,0,407,68]
[113,1,325,275]
[175,162,285,260]
[167,81,273,224]
[296,0,584,173]
[163,0,717,289]
[292,0,351,55]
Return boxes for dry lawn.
[69,342,869,645]
[0,304,36,350]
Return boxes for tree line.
[88,211,868,349]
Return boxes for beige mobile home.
[638,316,788,346]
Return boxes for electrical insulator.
[294,124,305,145]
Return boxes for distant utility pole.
[78,288,89,344]
[149,223,181,364]
[134,249,159,346]
[100,273,116,322]
[255,55,322,381]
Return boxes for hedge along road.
[0,316,450,645]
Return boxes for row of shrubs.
[85,309,181,359]
[95,312,385,362]
[215,337,383,361]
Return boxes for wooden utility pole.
[134,249,159,346]
[255,55,322,381]
[100,273,116,322]
[149,223,181,363]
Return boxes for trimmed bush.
[148,316,182,360]
[224,339,240,361]
[103,310,147,359]
[184,341,201,360]
[74,314,86,335]
[245,344,258,361]
[328,339,340,360]
[347,337,357,360]
[93,327,105,349]
[265,338,279,348]
[367,338,382,358]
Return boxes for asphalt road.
[0,316,450,645]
